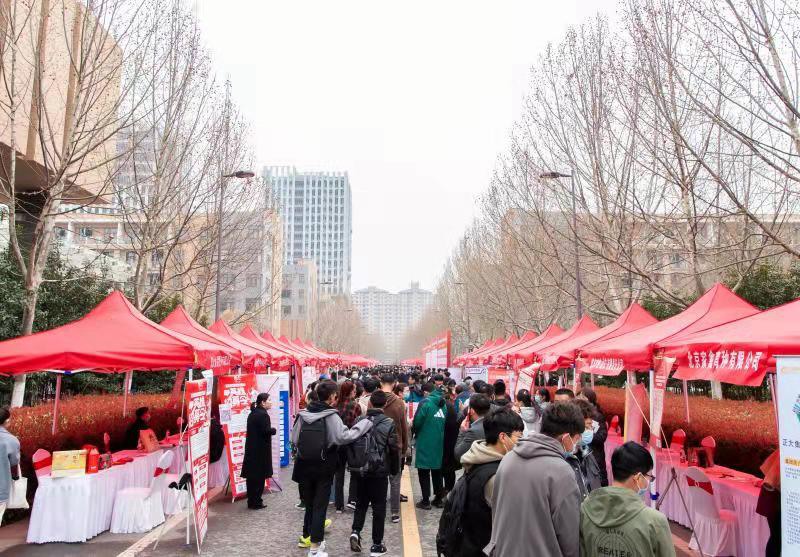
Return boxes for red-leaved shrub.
[590,386,776,476]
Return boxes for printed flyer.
[777,356,800,555]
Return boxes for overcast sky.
[196,0,618,293]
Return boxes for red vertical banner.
[649,357,674,447]
[185,378,211,545]
[218,374,258,499]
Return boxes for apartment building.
[279,259,319,339]
[264,166,352,296]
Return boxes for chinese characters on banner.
[218,374,258,500]
[649,357,674,447]
[301,367,318,392]
[464,366,489,384]
[516,369,534,394]
[257,372,290,488]
[423,331,451,369]
[185,378,211,545]
[776,356,800,555]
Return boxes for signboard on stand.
[649,357,674,447]
[777,356,800,555]
[218,374,258,500]
[624,372,648,445]
[464,366,488,384]
[185,378,211,545]
[257,372,291,484]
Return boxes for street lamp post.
[214,170,255,321]
[540,170,583,319]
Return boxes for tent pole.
[648,367,657,508]
[51,374,62,435]
[590,373,595,389]
[682,380,691,424]
[768,374,778,428]
[122,370,133,416]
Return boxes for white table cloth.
[27,449,163,544]
[163,439,228,489]
[605,435,769,557]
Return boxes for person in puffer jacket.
[515,389,544,436]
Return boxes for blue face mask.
[636,474,650,497]
[581,429,594,446]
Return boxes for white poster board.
[301,367,318,392]
[448,367,463,383]
[257,373,290,489]
[464,366,488,384]
[777,356,800,555]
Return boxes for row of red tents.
[0,291,378,376]
[453,282,794,387]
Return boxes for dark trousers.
[352,475,388,545]
[417,468,443,502]
[335,456,359,509]
[443,469,456,492]
[246,474,265,507]
[300,475,334,543]
[766,508,781,557]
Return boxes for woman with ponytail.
[242,393,276,509]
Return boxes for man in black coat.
[242,393,276,509]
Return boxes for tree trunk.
[11,286,40,407]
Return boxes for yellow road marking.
[400,467,423,557]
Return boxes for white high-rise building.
[353,282,433,363]
[264,166,352,296]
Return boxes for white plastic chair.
[701,435,717,467]
[162,448,188,515]
[32,449,51,478]
[685,467,737,556]
[110,451,173,533]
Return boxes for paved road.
[0,463,696,557]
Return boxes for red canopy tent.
[488,331,538,365]
[537,303,658,372]
[522,316,600,367]
[161,306,246,371]
[258,330,302,365]
[452,339,493,366]
[474,335,519,365]
[295,338,337,366]
[579,283,759,376]
[0,291,234,374]
[657,297,800,386]
[401,358,424,367]
[208,320,270,371]
[238,326,295,370]
[463,338,505,366]
[506,324,566,366]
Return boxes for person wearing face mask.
[568,399,602,497]
[453,394,491,463]
[485,401,584,557]
[242,393,277,509]
[458,409,524,557]
[580,442,675,557]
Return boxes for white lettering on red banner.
[685,349,763,372]
[586,357,624,373]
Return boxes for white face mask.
[635,473,651,497]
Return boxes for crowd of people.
[280,367,676,557]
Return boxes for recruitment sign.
[185,377,211,545]
[257,372,291,487]
[218,374,258,500]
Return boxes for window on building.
[79,227,93,237]
[148,272,161,287]
[282,289,292,299]
[222,299,234,312]
[282,305,291,316]
[246,298,260,311]
[246,274,260,288]
[298,305,306,315]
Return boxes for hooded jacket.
[460,439,505,506]
[382,391,409,455]
[485,432,581,557]
[580,486,675,557]
[291,400,372,482]
[412,387,446,469]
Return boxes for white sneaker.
[309,541,328,557]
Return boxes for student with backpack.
[291,380,373,557]
[436,408,524,557]
[348,390,399,557]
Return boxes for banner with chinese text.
[185,378,211,545]
[218,374,258,499]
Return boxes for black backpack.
[347,416,390,475]
[295,415,329,462]
[436,473,469,556]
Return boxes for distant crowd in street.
[268,366,675,557]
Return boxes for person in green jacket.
[412,382,446,510]
[580,441,676,557]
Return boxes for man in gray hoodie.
[485,402,585,557]
[291,380,372,557]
